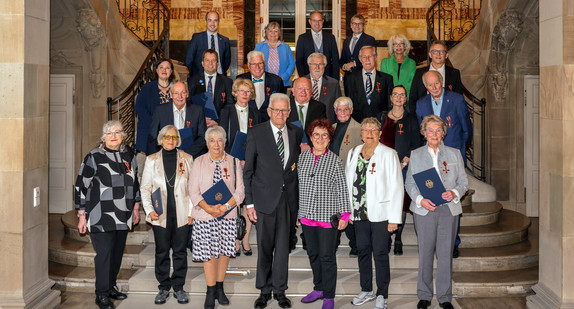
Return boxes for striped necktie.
[210,34,215,50]
[312,79,319,100]
[277,130,284,166]
[365,72,372,104]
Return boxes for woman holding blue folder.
[140,125,194,305]
[404,115,468,309]
[188,125,245,309]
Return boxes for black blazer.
[345,69,394,123]
[295,30,340,79]
[237,71,285,122]
[185,31,231,75]
[147,102,207,158]
[243,122,303,214]
[377,111,422,161]
[187,73,234,118]
[339,33,376,74]
[287,98,327,142]
[305,74,342,123]
[408,65,464,114]
[219,104,261,154]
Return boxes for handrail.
[107,0,169,147]
[426,0,486,181]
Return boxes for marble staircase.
[49,195,538,299]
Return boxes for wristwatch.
[77,212,86,218]
[225,203,231,211]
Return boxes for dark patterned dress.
[351,154,369,221]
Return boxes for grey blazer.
[405,143,468,216]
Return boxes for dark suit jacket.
[339,33,376,74]
[287,98,327,142]
[243,122,303,214]
[305,74,341,123]
[408,65,464,114]
[415,90,472,160]
[147,102,207,158]
[219,104,261,154]
[345,69,394,123]
[377,111,422,161]
[237,71,285,122]
[295,30,340,79]
[185,31,231,75]
[187,73,234,118]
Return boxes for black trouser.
[345,223,357,253]
[152,222,190,292]
[354,220,391,298]
[90,230,128,297]
[302,224,339,298]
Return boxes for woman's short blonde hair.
[333,96,353,110]
[361,117,381,130]
[264,22,282,41]
[420,114,448,137]
[232,78,256,101]
[157,125,182,147]
[387,34,412,58]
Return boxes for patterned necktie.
[212,161,222,185]
[298,105,305,128]
[315,33,322,53]
[312,79,319,100]
[179,110,185,129]
[365,72,372,104]
[277,130,284,166]
[350,36,358,53]
[207,76,213,97]
[210,34,215,50]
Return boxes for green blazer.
[380,55,416,100]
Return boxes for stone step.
[459,210,531,248]
[460,202,502,226]
[453,266,538,297]
[49,261,137,293]
[62,211,152,245]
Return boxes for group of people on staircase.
[74,9,472,309]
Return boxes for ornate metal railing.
[427,0,486,181]
[107,0,169,147]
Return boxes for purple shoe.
[322,298,335,309]
[301,290,323,303]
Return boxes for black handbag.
[233,158,247,240]
[330,213,341,229]
[187,224,193,250]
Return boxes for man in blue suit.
[237,50,285,122]
[415,70,472,162]
[295,11,339,80]
[185,11,231,76]
[339,14,375,95]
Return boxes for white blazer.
[345,143,404,223]
[141,150,194,228]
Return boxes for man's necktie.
[207,76,213,97]
[179,110,185,130]
[210,34,215,50]
[350,36,358,53]
[312,79,319,100]
[365,72,372,105]
[277,130,284,166]
[298,105,305,128]
[253,79,263,83]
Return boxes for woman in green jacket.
[380,34,416,99]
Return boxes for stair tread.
[460,209,530,235]
[49,231,144,256]
[461,202,502,216]
[49,261,137,282]
[453,266,538,285]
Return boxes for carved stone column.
[76,8,106,98]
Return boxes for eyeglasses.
[360,55,375,59]
[249,62,265,67]
[171,91,188,97]
[391,92,406,97]
[426,128,443,135]
[335,107,351,113]
[430,49,447,55]
[351,22,364,26]
[392,43,405,46]
[238,89,252,95]
[105,130,122,136]
[312,132,329,139]
[163,135,180,141]
[309,63,325,67]
[361,128,379,133]
[269,108,290,115]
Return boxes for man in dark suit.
[237,50,285,122]
[339,14,376,95]
[345,46,394,123]
[147,81,207,158]
[295,11,339,80]
[185,11,231,76]
[408,40,464,114]
[244,93,303,309]
[188,49,234,128]
[306,52,341,123]
[287,77,327,150]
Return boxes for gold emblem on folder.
[425,180,434,189]
[154,200,159,209]
[215,192,223,201]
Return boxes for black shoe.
[417,299,431,309]
[215,281,229,305]
[254,293,271,309]
[440,302,454,309]
[273,292,292,308]
[242,243,253,256]
[154,289,170,305]
[109,286,127,300]
[95,295,114,309]
[453,245,459,259]
[236,249,241,257]
[394,243,403,255]
[174,290,189,304]
[205,285,216,309]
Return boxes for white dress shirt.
[206,30,223,74]
[173,104,186,130]
[235,104,249,133]
[204,72,217,96]
[253,75,265,109]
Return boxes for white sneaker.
[374,295,388,309]
[351,291,376,306]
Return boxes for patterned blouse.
[351,154,369,221]
[159,89,171,105]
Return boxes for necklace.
[165,170,176,188]
[158,80,170,89]
[390,109,404,121]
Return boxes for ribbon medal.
[369,163,376,174]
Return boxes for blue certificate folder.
[191,92,218,120]
[179,127,194,150]
[230,131,247,160]
[412,168,448,206]
[202,179,233,219]
[151,188,163,215]
[290,120,308,144]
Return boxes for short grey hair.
[420,114,448,137]
[157,125,182,147]
[205,125,227,144]
[307,52,327,66]
[247,50,265,65]
[387,34,412,58]
[360,117,381,130]
[359,45,377,58]
[269,93,291,110]
[99,120,125,150]
[333,96,353,110]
